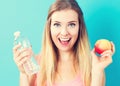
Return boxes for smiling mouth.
[58,38,71,45]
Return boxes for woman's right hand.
[13,43,33,74]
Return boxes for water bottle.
[14,31,39,75]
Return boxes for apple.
[94,39,112,54]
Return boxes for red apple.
[94,39,112,54]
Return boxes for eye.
[68,23,76,28]
[53,23,61,28]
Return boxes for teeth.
[60,38,70,41]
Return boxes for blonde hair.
[38,0,92,86]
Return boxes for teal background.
[0,0,120,86]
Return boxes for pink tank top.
[35,55,84,86]
[52,74,84,86]
[35,74,84,86]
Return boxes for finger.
[14,49,21,58]
[19,51,31,60]
[101,53,111,58]
[100,55,113,66]
[91,48,100,62]
[13,43,21,53]
[101,50,113,56]
[14,48,29,60]
[20,51,31,59]
[110,41,115,54]
[14,50,30,64]
[17,57,28,67]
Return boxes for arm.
[20,72,36,86]
[91,49,112,86]
[13,44,37,86]
[20,73,29,86]
[91,42,115,86]
[91,69,105,86]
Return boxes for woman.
[13,0,115,86]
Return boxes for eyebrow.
[52,21,77,23]
[68,21,77,23]
[52,21,61,23]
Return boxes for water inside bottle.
[14,31,39,75]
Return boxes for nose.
[60,27,68,36]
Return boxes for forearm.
[20,72,29,86]
[91,70,105,86]
[20,72,36,86]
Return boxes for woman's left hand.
[91,42,115,72]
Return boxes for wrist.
[92,66,105,75]
[91,69,105,86]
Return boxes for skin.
[13,9,115,86]
[50,9,80,83]
[50,9,79,53]
[91,42,115,86]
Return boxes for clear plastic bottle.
[14,31,39,75]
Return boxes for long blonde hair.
[38,0,92,86]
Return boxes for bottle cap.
[14,31,20,40]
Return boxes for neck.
[58,50,74,62]
[55,51,79,83]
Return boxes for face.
[50,9,79,52]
